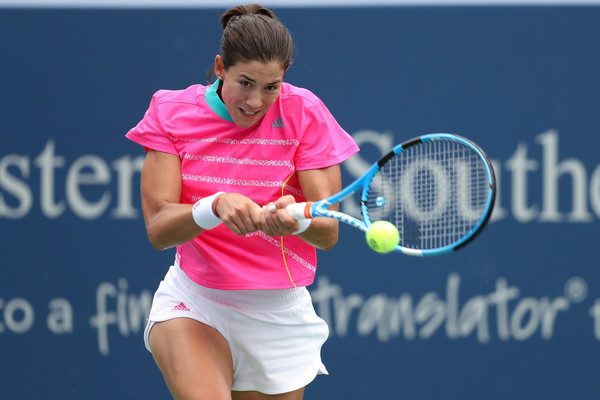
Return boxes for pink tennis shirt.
[126,80,359,289]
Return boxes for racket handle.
[285,202,313,220]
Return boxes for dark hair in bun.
[219,4,294,71]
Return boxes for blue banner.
[1,6,599,399]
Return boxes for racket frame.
[287,133,496,256]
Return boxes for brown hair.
[207,4,294,81]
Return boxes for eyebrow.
[240,74,281,86]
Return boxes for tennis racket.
[286,133,496,256]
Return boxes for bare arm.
[140,150,262,250]
[141,150,201,250]
[261,165,342,251]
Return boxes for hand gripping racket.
[285,133,496,256]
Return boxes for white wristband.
[192,192,224,230]
[293,218,312,235]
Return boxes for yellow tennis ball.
[366,221,400,253]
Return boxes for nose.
[245,90,262,109]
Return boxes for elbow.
[323,237,339,251]
[150,240,169,251]
[320,243,336,252]
[317,231,339,252]
[309,219,339,251]
[146,226,171,251]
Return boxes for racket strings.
[366,139,490,250]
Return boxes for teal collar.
[205,79,233,122]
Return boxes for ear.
[214,55,225,79]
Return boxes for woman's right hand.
[214,193,263,236]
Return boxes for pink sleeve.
[125,92,179,155]
[294,98,359,171]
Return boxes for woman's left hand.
[260,195,299,237]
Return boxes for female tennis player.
[126,4,359,399]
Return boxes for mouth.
[241,108,259,117]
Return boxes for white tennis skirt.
[144,262,329,395]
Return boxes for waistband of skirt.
[171,259,308,310]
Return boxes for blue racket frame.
[291,133,496,256]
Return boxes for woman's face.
[215,56,285,129]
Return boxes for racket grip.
[285,202,312,220]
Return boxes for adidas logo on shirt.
[271,116,285,128]
[172,302,190,311]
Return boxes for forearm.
[296,217,339,251]
[293,166,343,251]
[145,202,203,250]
